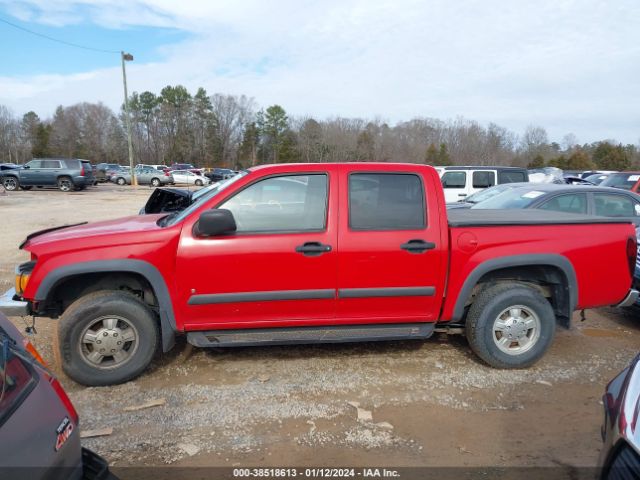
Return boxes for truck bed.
[447,209,633,227]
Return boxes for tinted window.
[594,194,639,217]
[42,160,61,169]
[349,173,425,230]
[25,160,42,169]
[499,170,527,183]
[472,171,496,188]
[538,194,587,214]
[220,174,328,232]
[0,343,36,426]
[441,172,466,188]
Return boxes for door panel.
[337,167,447,322]
[176,168,339,330]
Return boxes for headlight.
[15,261,36,296]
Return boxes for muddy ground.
[1,184,639,477]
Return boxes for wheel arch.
[452,254,577,328]
[35,259,176,352]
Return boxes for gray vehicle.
[0,312,115,479]
[598,353,640,478]
[112,166,174,187]
[468,183,640,226]
[1,158,95,192]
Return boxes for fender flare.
[452,254,578,325]
[35,259,177,352]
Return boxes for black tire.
[116,177,126,186]
[150,177,161,187]
[57,290,159,386]
[465,283,556,369]
[2,176,19,191]
[19,186,33,191]
[57,176,73,192]
[195,179,203,186]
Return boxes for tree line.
[0,85,638,170]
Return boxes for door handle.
[295,241,332,256]
[458,193,467,197]
[401,239,436,254]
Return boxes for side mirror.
[23,165,30,169]
[197,209,237,237]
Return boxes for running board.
[186,323,435,348]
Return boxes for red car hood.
[23,214,166,248]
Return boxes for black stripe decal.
[188,289,335,305]
[338,287,435,298]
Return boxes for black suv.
[1,158,95,192]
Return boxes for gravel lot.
[1,184,639,476]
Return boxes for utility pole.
[121,51,137,186]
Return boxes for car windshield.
[162,171,248,226]
[463,184,517,204]
[600,173,639,190]
[471,188,545,209]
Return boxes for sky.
[0,0,638,145]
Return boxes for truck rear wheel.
[57,290,159,386]
[465,283,556,369]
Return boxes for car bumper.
[82,448,118,479]
[0,288,29,316]
[615,288,639,307]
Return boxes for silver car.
[598,353,640,478]
[0,312,116,479]
[112,166,174,187]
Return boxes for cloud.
[0,0,639,143]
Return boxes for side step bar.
[187,323,435,348]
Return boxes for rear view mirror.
[197,209,237,237]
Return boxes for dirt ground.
[1,184,639,477]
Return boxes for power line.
[0,16,120,54]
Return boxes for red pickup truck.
[1,163,637,386]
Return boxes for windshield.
[463,184,517,204]
[162,171,248,226]
[471,188,545,209]
[600,173,639,190]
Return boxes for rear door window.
[594,194,640,217]
[538,193,587,214]
[42,160,61,169]
[472,171,496,188]
[498,170,527,183]
[0,341,37,427]
[349,173,425,230]
[441,171,466,189]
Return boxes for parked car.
[1,158,95,192]
[140,181,221,214]
[598,353,640,478]
[469,184,640,226]
[169,163,202,176]
[204,168,236,183]
[600,172,640,193]
[170,169,210,186]
[112,166,174,186]
[0,163,636,386]
[0,311,116,479]
[440,166,529,203]
[580,170,617,179]
[95,163,124,183]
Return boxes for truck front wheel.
[57,290,159,386]
[465,283,556,369]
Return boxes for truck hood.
[22,214,166,249]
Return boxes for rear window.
[349,173,425,230]
[594,194,640,217]
[472,171,496,188]
[0,340,37,427]
[499,170,527,183]
[600,173,640,190]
